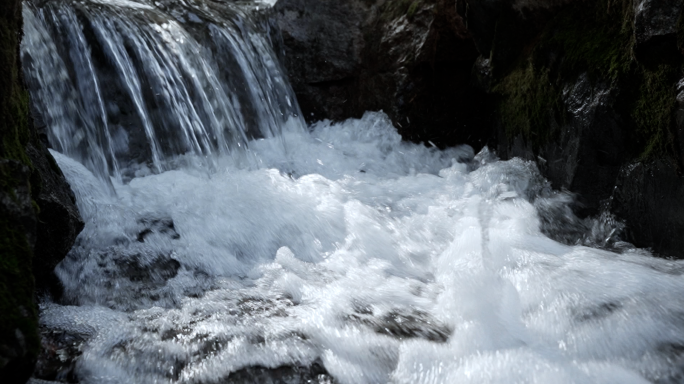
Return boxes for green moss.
[406,0,421,19]
[381,0,424,21]
[631,65,679,159]
[677,10,684,52]
[540,0,634,81]
[492,0,635,145]
[494,60,560,146]
[492,0,680,161]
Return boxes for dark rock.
[33,328,84,383]
[463,0,504,58]
[0,160,40,384]
[273,0,371,122]
[500,73,628,217]
[275,0,485,149]
[26,141,84,300]
[348,307,451,343]
[466,0,684,257]
[56,247,190,311]
[675,77,684,167]
[1,0,83,380]
[1,0,42,381]
[611,160,684,257]
[219,362,334,384]
[633,0,684,65]
[464,0,572,73]
[136,218,180,242]
[464,0,536,75]
[115,256,181,285]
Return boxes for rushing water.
[21,0,684,383]
[22,0,300,184]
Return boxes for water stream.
[21,0,684,383]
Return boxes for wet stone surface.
[218,362,334,384]
[33,328,84,383]
[348,307,451,343]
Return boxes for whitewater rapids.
[44,112,684,384]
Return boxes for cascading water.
[21,1,684,383]
[22,0,301,184]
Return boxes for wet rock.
[57,248,190,311]
[115,255,181,284]
[274,0,485,149]
[654,342,684,383]
[534,193,593,245]
[499,73,628,217]
[0,161,39,384]
[464,0,571,73]
[348,307,451,343]
[272,0,371,123]
[33,328,84,383]
[0,0,74,380]
[633,0,684,64]
[219,362,334,384]
[465,0,684,257]
[675,77,684,167]
[26,140,84,299]
[136,218,180,242]
[611,160,684,257]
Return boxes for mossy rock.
[493,0,681,161]
[380,0,425,21]
[0,0,41,381]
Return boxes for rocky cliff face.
[275,0,684,258]
[0,0,83,382]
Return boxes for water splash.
[36,112,684,384]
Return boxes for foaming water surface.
[20,0,684,383]
[44,112,684,384]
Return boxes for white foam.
[49,112,684,383]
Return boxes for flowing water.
[20,0,684,383]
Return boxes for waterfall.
[21,0,303,184]
[21,1,684,384]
